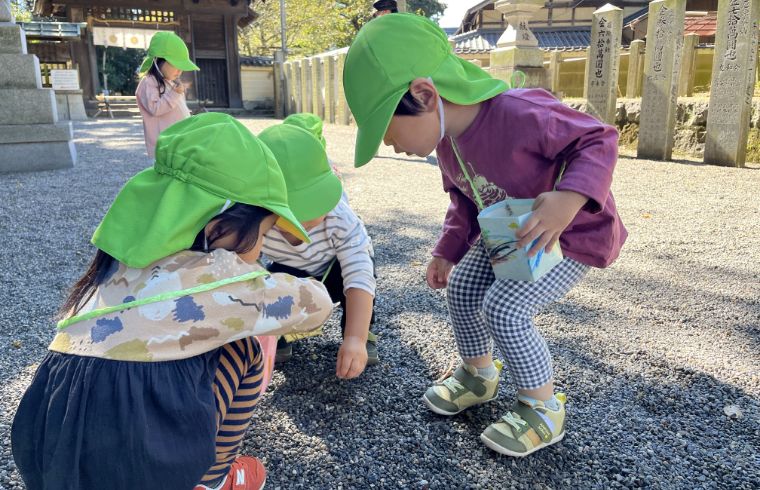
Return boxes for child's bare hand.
[426,257,454,289]
[516,190,588,257]
[336,336,368,379]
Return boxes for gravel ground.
[0,118,758,490]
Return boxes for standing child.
[11,113,333,490]
[343,14,627,456]
[258,122,379,379]
[135,31,199,157]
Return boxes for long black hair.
[147,57,168,95]
[59,203,273,318]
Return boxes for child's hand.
[336,336,368,379]
[173,82,185,94]
[426,257,454,289]
[516,190,588,257]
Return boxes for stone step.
[0,24,27,54]
[0,122,72,144]
[0,88,57,125]
[0,53,41,89]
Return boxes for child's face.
[383,78,442,158]
[160,61,182,81]
[383,112,440,157]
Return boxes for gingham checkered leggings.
[447,241,589,390]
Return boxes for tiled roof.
[451,27,592,54]
[240,56,273,67]
[684,12,717,37]
[623,7,649,26]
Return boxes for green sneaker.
[366,331,379,366]
[422,360,503,416]
[480,393,567,457]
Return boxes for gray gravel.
[1,118,759,490]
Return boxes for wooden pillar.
[224,14,243,108]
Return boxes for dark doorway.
[196,58,229,107]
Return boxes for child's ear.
[408,78,439,113]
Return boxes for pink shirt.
[433,89,627,269]
[135,75,191,157]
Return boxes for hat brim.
[354,87,406,167]
[165,56,200,72]
[287,171,344,222]
[264,205,311,244]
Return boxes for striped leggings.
[447,241,589,390]
[199,337,265,484]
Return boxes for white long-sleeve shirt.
[262,199,376,297]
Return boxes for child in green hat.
[136,31,200,157]
[259,121,379,378]
[11,113,333,490]
[343,14,627,457]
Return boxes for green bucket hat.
[343,13,507,167]
[139,31,200,74]
[258,124,343,222]
[91,113,309,268]
[283,113,327,148]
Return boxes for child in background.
[343,14,626,456]
[135,31,199,157]
[11,113,333,490]
[259,122,379,379]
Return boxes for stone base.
[490,65,547,90]
[55,91,89,121]
[0,122,73,144]
[0,53,41,88]
[490,46,544,69]
[0,24,27,54]
[0,88,57,124]
[0,140,76,173]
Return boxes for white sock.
[472,362,497,379]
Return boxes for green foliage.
[239,0,445,57]
[10,0,33,21]
[95,46,146,95]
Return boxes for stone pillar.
[549,51,562,97]
[336,52,351,125]
[273,50,285,119]
[324,56,336,124]
[397,0,407,12]
[625,39,645,97]
[704,0,760,167]
[489,0,547,89]
[300,58,312,115]
[584,4,623,125]
[311,56,324,118]
[283,62,295,115]
[637,0,686,161]
[0,0,76,173]
[678,33,699,96]
[293,60,303,113]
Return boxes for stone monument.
[584,4,623,125]
[489,0,546,89]
[637,0,686,161]
[0,0,76,173]
[704,0,760,167]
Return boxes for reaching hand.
[516,190,588,257]
[426,257,454,289]
[336,336,368,379]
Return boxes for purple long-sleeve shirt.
[432,89,627,268]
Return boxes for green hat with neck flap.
[91,113,309,268]
[139,31,200,74]
[343,13,507,167]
